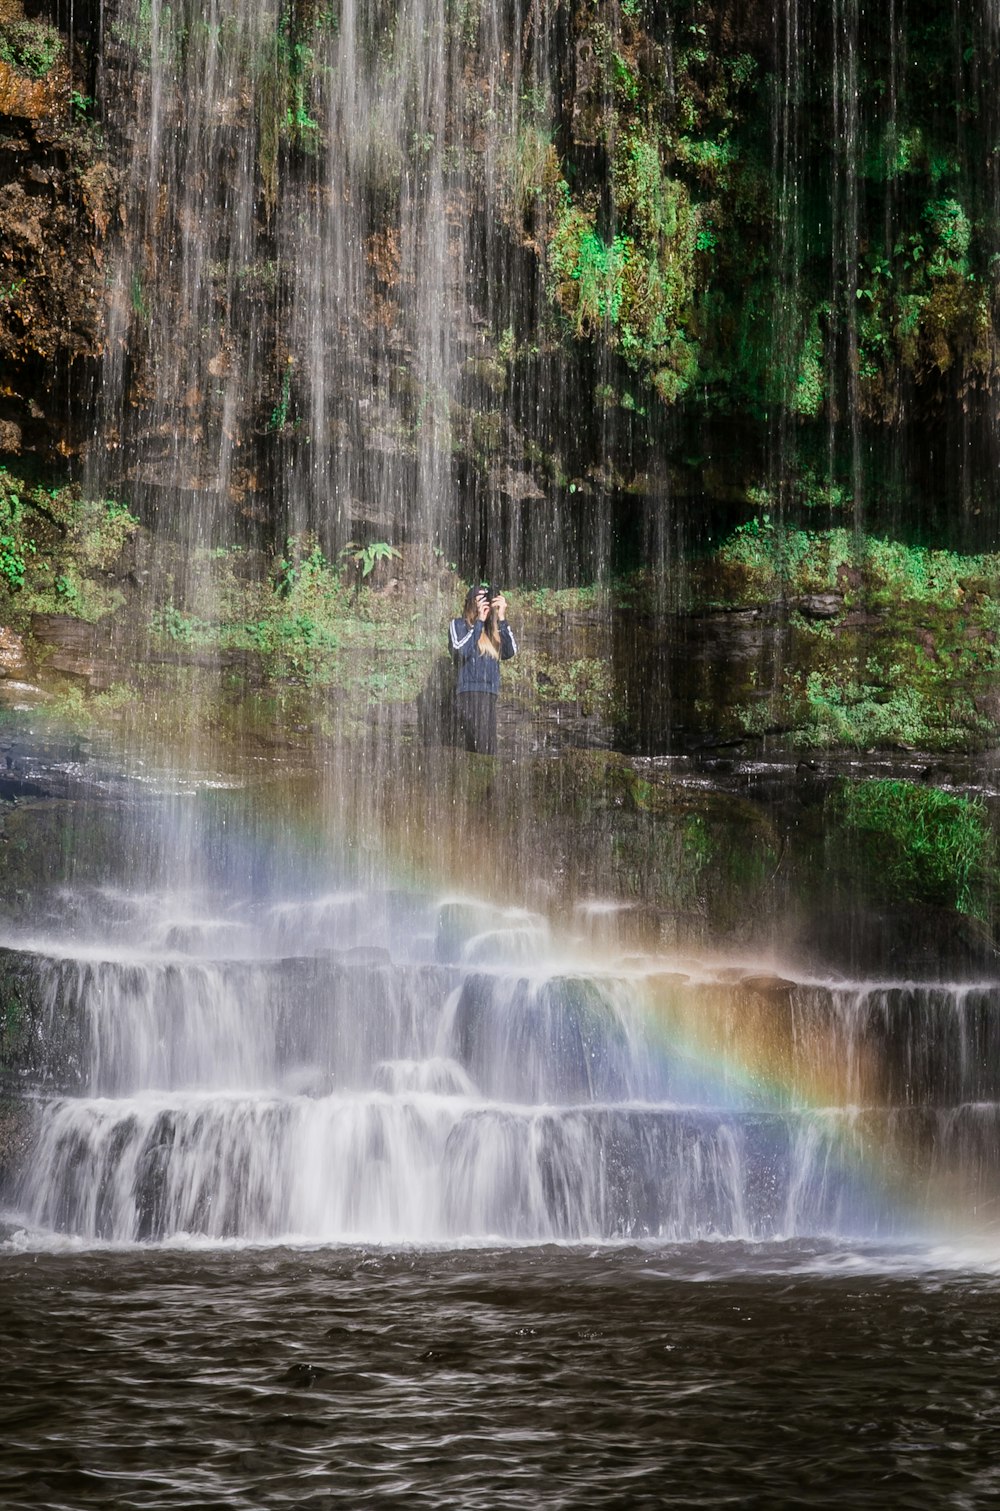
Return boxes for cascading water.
[7,6,1000,1503]
[0,0,995,1263]
[5,794,998,1249]
[89,0,591,582]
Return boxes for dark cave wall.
[0,0,997,558]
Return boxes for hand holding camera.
[476,584,507,622]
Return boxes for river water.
[4,1241,1000,1509]
[7,0,996,1495]
[3,767,1000,1506]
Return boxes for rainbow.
[71,712,998,1244]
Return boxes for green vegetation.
[827,778,994,917]
[514,651,617,721]
[550,216,631,331]
[790,306,827,417]
[533,126,700,402]
[258,4,335,207]
[0,469,138,625]
[345,541,402,579]
[491,0,996,476]
[769,669,988,753]
[677,521,1000,751]
[694,522,1000,614]
[701,518,852,604]
[516,584,602,620]
[75,0,1000,528]
[0,17,62,77]
[3,6,998,794]
[268,361,294,432]
[147,533,432,693]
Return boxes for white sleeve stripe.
[505,627,517,653]
[450,622,475,650]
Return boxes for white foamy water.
[5,885,1000,1249]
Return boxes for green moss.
[617,135,680,244]
[0,18,62,77]
[790,305,827,417]
[827,778,994,917]
[514,651,616,719]
[731,637,999,752]
[674,136,734,189]
[256,3,334,208]
[687,524,1000,751]
[788,669,983,752]
[550,213,630,330]
[73,499,140,574]
[650,336,698,403]
[0,470,138,625]
[533,121,705,403]
[517,584,602,620]
[923,197,971,262]
[146,535,441,696]
[859,537,995,607]
[611,51,639,103]
[695,521,850,605]
[697,524,1000,612]
[489,11,972,427]
[268,362,294,432]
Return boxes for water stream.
[4,0,1000,1502]
[6,772,998,1504]
[2,755,1000,1507]
[3,784,998,1250]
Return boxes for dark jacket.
[449,617,517,695]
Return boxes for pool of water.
[4,1240,1000,1509]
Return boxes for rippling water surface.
[4,1241,1000,1509]
[4,779,1000,1506]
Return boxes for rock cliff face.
[0,0,110,464]
[2,1,998,568]
[2,1,1000,773]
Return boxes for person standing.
[449,584,517,755]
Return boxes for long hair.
[462,587,500,659]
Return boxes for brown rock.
[79,161,114,239]
[0,624,27,675]
[492,467,545,501]
[794,593,843,620]
[736,973,798,997]
[571,35,601,146]
[0,58,57,121]
[0,418,20,452]
[30,613,97,680]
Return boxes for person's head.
[462,580,492,622]
[462,582,501,655]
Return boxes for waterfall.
[6,862,999,1246]
[78,0,1000,608]
[89,0,577,578]
[2,2,995,1253]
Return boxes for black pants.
[456,692,498,755]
